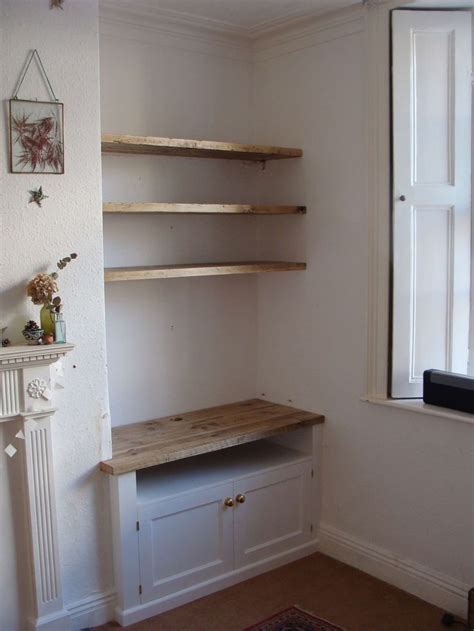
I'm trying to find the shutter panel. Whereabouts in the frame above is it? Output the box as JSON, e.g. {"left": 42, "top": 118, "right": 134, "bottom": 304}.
{"left": 391, "top": 10, "right": 472, "bottom": 398}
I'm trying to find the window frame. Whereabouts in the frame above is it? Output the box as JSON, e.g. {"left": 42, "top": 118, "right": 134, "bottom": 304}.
{"left": 365, "top": 1, "right": 474, "bottom": 415}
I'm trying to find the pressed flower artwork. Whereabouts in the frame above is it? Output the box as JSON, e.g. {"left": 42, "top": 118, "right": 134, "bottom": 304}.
{"left": 9, "top": 99, "right": 64, "bottom": 174}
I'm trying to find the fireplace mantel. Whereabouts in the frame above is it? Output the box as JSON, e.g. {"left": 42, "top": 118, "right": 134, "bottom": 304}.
{"left": 0, "top": 342, "right": 74, "bottom": 367}
{"left": 1, "top": 342, "right": 74, "bottom": 631}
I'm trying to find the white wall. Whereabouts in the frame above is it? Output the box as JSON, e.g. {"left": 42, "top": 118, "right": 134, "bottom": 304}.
{"left": 100, "top": 17, "right": 261, "bottom": 425}
{"left": 0, "top": 1, "right": 112, "bottom": 629}
{"left": 253, "top": 9, "right": 473, "bottom": 615}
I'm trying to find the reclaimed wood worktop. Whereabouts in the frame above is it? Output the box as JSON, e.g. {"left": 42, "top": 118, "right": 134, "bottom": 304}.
{"left": 100, "top": 399, "right": 324, "bottom": 475}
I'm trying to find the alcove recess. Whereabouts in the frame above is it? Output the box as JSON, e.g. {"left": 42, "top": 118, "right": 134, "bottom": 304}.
{"left": 100, "top": 131, "right": 323, "bottom": 624}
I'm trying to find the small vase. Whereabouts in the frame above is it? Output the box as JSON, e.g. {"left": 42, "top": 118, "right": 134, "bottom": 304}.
{"left": 53, "top": 313, "right": 66, "bottom": 343}
{"left": 22, "top": 328, "right": 44, "bottom": 345}
{"left": 40, "top": 304, "right": 55, "bottom": 335}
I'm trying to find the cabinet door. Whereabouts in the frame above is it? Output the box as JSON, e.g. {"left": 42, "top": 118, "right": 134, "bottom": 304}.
{"left": 138, "top": 483, "right": 234, "bottom": 602}
{"left": 234, "top": 462, "right": 312, "bottom": 569}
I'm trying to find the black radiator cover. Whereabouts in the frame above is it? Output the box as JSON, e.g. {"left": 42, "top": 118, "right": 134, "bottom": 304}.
{"left": 423, "top": 369, "right": 474, "bottom": 414}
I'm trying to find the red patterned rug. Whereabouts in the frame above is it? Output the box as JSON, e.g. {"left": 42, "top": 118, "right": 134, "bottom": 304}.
{"left": 243, "top": 606, "right": 346, "bottom": 631}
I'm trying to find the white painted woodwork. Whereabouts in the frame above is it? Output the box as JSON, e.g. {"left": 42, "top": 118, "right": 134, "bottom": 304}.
{"left": 392, "top": 10, "right": 472, "bottom": 398}
{"left": 233, "top": 461, "right": 312, "bottom": 568}
{"left": 109, "top": 435, "right": 319, "bottom": 625}
{"left": 0, "top": 344, "right": 74, "bottom": 631}
{"left": 0, "top": 369, "right": 21, "bottom": 417}
{"left": 109, "top": 473, "right": 141, "bottom": 615}
{"left": 138, "top": 483, "right": 234, "bottom": 601}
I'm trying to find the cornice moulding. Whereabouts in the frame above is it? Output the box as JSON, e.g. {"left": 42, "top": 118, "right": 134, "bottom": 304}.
{"left": 99, "top": 1, "right": 365, "bottom": 46}
{"left": 99, "top": 1, "right": 251, "bottom": 50}
{"left": 251, "top": 2, "right": 363, "bottom": 40}
{"left": 253, "top": 4, "right": 367, "bottom": 59}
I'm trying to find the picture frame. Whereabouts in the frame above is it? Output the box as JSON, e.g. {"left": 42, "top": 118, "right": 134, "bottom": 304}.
{"left": 9, "top": 98, "right": 64, "bottom": 174}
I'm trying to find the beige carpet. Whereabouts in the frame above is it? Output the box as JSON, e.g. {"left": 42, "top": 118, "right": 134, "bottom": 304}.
{"left": 97, "top": 552, "right": 450, "bottom": 630}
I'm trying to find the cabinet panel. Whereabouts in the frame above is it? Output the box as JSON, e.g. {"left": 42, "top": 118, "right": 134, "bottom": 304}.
{"left": 138, "top": 483, "right": 234, "bottom": 601}
{"left": 234, "top": 462, "right": 312, "bottom": 568}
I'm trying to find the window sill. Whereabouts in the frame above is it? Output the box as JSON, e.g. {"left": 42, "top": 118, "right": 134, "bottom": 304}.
{"left": 361, "top": 396, "right": 474, "bottom": 426}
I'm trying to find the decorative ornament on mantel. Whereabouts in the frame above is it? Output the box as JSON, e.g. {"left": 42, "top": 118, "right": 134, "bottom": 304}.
{"left": 22, "top": 320, "right": 44, "bottom": 345}
{"left": 9, "top": 49, "right": 64, "bottom": 174}
{"left": 27, "top": 378, "right": 48, "bottom": 399}
{"left": 1, "top": 326, "right": 10, "bottom": 347}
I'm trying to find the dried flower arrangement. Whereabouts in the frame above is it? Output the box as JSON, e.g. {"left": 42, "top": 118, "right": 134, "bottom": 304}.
{"left": 27, "top": 273, "right": 58, "bottom": 305}
{"left": 27, "top": 253, "right": 77, "bottom": 337}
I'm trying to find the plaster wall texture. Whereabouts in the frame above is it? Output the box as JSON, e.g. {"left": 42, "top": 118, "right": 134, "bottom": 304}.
{"left": 0, "top": 1, "right": 112, "bottom": 629}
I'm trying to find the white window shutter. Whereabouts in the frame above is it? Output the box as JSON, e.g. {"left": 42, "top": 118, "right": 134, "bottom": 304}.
{"left": 391, "top": 10, "right": 472, "bottom": 398}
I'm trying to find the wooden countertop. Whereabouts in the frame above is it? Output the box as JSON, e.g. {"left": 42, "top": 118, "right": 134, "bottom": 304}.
{"left": 100, "top": 399, "right": 324, "bottom": 475}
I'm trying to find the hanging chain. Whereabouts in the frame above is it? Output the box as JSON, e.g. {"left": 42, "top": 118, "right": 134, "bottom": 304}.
{"left": 12, "top": 49, "right": 59, "bottom": 102}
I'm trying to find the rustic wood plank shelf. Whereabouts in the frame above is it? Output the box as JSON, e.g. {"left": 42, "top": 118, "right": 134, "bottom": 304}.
{"left": 104, "top": 261, "right": 306, "bottom": 282}
{"left": 101, "top": 134, "right": 303, "bottom": 161}
{"left": 103, "top": 202, "right": 306, "bottom": 215}
{"left": 100, "top": 399, "right": 324, "bottom": 475}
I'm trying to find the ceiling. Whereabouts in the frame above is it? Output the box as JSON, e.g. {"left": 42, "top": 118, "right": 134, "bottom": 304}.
{"left": 101, "top": 0, "right": 362, "bottom": 38}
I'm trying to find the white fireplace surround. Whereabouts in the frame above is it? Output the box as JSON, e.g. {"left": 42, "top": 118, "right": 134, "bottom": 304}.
{"left": 0, "top": 343, "right": 74, "bottom": 631}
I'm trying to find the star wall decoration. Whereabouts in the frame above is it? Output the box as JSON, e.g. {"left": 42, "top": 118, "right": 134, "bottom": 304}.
{"left": 29, "top": 186, "right": 48, "bottom": 208}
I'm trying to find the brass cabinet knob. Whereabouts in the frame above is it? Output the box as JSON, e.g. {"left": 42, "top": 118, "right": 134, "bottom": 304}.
{"left": 224, "top": 497, "right": 234, "bottom": 507}
{"left": 236, "top": 494, "right": 246, "bottom": 504}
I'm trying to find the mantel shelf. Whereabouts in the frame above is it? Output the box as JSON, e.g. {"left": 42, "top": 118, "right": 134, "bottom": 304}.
{"left": 101, "top": 133, "right": 303, "bottom": 161}
{"left": 100, "top": 399, "right": 325, "bottom": 475}
{"left": 103, "top": 203, "right": 306, "bottom": 215}
{"left": 104, "top": 261, "right": 306, "bottom": 282}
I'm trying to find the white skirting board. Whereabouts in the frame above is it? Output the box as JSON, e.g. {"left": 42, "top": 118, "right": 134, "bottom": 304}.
{"left": 318, "top": 523, "right": 470, "bottom": 618}
{"left": 67, "top": 590, "right": 116, "bottom": 631}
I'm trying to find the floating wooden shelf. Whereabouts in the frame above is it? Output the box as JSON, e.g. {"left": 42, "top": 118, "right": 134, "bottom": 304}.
{"left": 101, "top": 133, "right": 303, "bottom": 161}
{"left": 100, "top": 399, "right": 324, "bottom": 475}
{"left": 104, "top": 261, "right": 306, "bottom": 282}
{"left": 103, "top": 202, "right": 306, "bottom": 215}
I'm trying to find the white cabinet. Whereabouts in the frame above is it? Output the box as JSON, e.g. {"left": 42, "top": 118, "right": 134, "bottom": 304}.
{"left": 138, "top": 482, "right": 234, "bottom": 602}
{"left": 109, "top": 431, "right": 322, "bottom": 627}
{"left": 138, "top": 458, "right": 312, "bottom": 603}
{"left": 234, "top": 462, "right": 312, "bottom": 569}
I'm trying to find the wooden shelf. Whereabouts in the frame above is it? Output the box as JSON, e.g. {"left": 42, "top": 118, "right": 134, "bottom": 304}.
{"left": 104, "top": 261, "right": 306, "bottom": 282}
{"left": 100, "top": 399, "right": 324, "bottom": 475}
{"left": 101, "top": 133, "right": 303, "bottom": 161}
{"left": 103, "top": 202, "right": 306, "bottom": 215}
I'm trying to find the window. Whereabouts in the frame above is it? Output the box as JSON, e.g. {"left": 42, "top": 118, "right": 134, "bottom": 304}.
{"left": 391, "top": 9, "right": 472, "bottom": 398}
